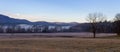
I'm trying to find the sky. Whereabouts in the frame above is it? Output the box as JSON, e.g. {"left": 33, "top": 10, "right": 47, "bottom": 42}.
{"left": 0, "top": 0, "right": 120, "bottom": 23}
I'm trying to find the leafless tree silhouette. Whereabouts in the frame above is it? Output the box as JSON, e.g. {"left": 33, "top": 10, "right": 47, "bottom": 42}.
{"left": 86, "top": 13, "right": 106, "bottom": 38}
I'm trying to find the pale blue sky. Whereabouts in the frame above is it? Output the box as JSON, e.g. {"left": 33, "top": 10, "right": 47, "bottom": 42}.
{"left": 0, "top": 0, "right": 120, "bottom": 22}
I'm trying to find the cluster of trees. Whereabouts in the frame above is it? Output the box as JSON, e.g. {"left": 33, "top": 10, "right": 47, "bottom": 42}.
{"left": 0, "top": 25, "right": 45, "bottom": 33}
{"left": 0, "top": 25, "right": 71, "bottom": 33}
{"left": 87, "top": 13, "right": 120, "bottom": 38}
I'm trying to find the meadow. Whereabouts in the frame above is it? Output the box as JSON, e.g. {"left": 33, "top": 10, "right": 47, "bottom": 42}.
{"left": 0, "top": 33, "right": 119, "bottom": 52}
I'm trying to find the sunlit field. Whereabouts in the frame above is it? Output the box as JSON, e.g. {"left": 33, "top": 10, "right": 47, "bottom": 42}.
{"left": 0, "top": 33, "right": 119, "bottom": 52}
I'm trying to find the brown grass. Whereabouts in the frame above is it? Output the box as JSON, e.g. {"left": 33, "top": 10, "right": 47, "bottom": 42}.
{"left": 0, "top": 37, "right": 120, "bottom": 52}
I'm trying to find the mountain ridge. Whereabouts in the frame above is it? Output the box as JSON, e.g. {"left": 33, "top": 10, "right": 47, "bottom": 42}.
{"left": 0, "top": 14, "right": 79, "bottom": 26}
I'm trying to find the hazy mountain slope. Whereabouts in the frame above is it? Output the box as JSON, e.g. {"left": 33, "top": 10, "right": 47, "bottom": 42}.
{"left": 0, "top": 14, "right": 79, "bottom": 26}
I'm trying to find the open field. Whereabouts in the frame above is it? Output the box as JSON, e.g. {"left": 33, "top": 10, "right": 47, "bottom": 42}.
{"left": 0, "top": 38, "right": 120, "bottom": 52}
{"left": 0, "top": 33, "right": 116, "bottom": 38}
{"left": 0, "top": 33, "right": 119, "bottom": 52}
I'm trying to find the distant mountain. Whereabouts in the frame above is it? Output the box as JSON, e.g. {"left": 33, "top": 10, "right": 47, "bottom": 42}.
{"left": 52, "top": 22, "right": 79, "bottom": 26}
{"left": 32, "top": 21, "right": 79, "bottom": 26}
{"left": 33, "top": 21, "right": 56, "bottom": 26}
{"left": 0, "top": 14, "right": 79, "bottom": 26}
{"left": 0, "top": 14, "right": 31, "bottom": 24}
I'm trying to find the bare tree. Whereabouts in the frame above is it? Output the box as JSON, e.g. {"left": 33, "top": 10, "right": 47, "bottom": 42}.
{"left": 114, "top": 13, "right": 120, "bottom": 36}
{"left": 86, "top": 13, "right": 106, "bottom": 38}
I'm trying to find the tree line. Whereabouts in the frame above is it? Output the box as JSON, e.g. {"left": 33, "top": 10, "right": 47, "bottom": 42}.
{"left": 0, "top": 25, "right": 71, "bottom": 33}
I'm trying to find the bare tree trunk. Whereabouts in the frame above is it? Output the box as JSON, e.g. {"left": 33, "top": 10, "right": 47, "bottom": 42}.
{"left": 92, "top": 23, "right": 96, "bottom": 38}
{"left": 93, "top": 31, "right": 96, "bottom": 38}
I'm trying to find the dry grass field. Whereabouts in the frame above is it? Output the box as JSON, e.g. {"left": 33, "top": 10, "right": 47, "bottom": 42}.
{"left": 0, "top": 33, "right": 119, "bottom": 52}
